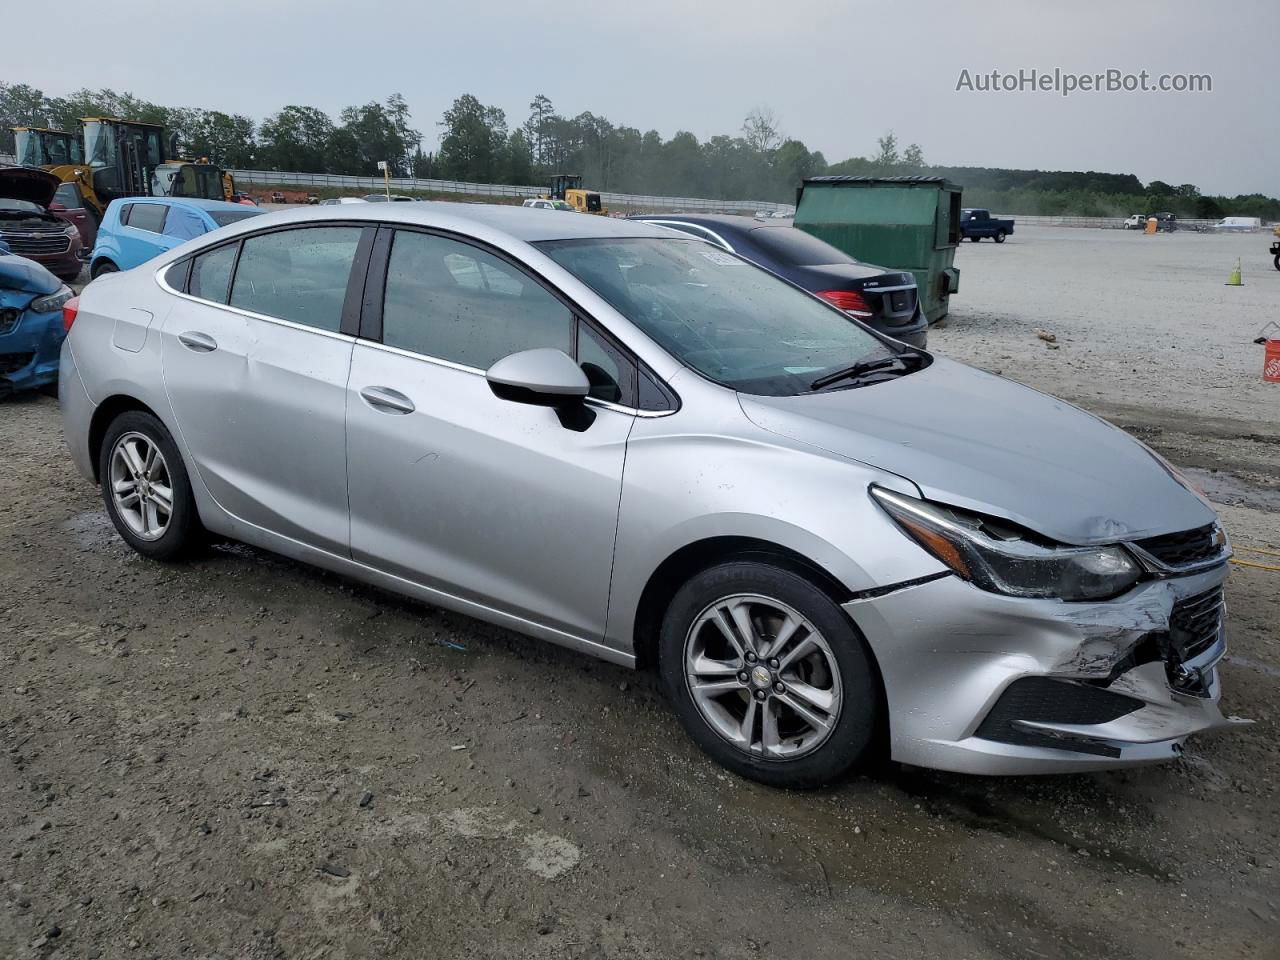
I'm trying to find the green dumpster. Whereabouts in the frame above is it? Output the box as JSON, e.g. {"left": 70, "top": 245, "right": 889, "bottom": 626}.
{"left": 794, "top": 176, "right": 962, "bottom": 325}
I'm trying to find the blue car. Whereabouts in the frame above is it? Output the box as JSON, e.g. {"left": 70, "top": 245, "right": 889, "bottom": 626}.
{"left": 89, "top": 197, "right": 265, "bottom": 278}
{"left": 0, "top": 242, "right": 75, "bottom": 398}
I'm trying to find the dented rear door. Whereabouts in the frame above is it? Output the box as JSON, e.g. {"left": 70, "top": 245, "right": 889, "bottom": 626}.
{"left": 160, "top": 225, "right": 366, "bottom": 554}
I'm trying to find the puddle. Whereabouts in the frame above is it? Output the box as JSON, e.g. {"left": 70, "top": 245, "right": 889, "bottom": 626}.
{"left": 892, "top": 772, "right": 1172, "bottom": 881}
{"left": 1224, "top": 654, "right": 1280, "bottom": 679}
{"left": 60, "top": 509, "right": 122, "bottom": 550}
{"left": 1182, "top": 467, "right": 1280, "bottom": 512}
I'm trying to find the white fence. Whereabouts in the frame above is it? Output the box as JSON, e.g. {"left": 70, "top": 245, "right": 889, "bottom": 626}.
{"left": 230, "top": 168, "right": 796, "bottom": 215}
{"left": 995, "top": 214, "right": 1244, "bottom": 231}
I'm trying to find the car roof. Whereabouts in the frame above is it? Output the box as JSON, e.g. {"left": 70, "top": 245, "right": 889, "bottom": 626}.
{"left": 205, "top": 201, "right": 675, "bottom": 243}
{"left": 629, "top": 213, "right": 795, "bottom": 233}
{"left": 125, "top": 197, "right": 255, "bottom": 213}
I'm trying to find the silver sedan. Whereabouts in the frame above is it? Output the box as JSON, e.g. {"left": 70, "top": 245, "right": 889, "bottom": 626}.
{"left": 58, "top": 203, "right": 1243, "bottom": 786}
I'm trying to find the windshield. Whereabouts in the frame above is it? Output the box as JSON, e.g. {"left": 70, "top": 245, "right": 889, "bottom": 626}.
{"left": 539, "top": 237, "right": 893, "bottom": 396}
{"left": 83, "top": 122, "right": 117, "bottom": 168}
{"left": 209, "top": 209, "right": 265, "bottom": 227}
{"left": 748, "top": 225, "right": 853, "bottom": 266}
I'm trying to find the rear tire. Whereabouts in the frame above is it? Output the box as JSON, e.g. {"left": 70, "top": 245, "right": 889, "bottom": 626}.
{"left": 98, "top": 411, "right": 204, "bottom": 561}
{"left": 90, "top": 260, "right": 118, "bottom": 280}
{"left": 994, "top": 230, "right": 1006, "bottom": 243}
{"left": 1273, "top": 254, "right": 1279, "bottom": 272}
{"left": 658, "top": 560, "right": 881, "bottom": 789}
{"left": 968, "top": 235, "right": 980, "bottom": 242}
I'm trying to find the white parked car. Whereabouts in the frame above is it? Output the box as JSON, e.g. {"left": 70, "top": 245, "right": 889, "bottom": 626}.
{"left": 523, "top": 198, "right": 574, "bottom": 212}
{"left": 1123, "top": 214, "right": 1148, "bottom": 230}
{"left": 320, "top": 197, "right": 369, "bottom": 206}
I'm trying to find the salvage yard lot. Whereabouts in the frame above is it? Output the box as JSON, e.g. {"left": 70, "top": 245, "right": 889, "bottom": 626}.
{"left": 2, "top": 224, "right": 1278, "bottom": 960}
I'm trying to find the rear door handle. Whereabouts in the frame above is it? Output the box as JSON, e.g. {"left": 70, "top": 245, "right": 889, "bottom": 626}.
{"left": 360, "top": 386, "right": 415, "bottom": 415}
{"left": 177, "top": 331, "right": 217, "bottom": 352}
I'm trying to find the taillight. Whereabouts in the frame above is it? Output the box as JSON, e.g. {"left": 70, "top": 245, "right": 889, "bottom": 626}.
{"left": 817, "top": 289, "right": 875, "bottom": 318}
{"left": 63, "top": 295, "right": 80, "bottom": 332}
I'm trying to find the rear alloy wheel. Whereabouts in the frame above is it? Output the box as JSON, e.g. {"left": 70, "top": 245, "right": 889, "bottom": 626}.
{"left": 994, "top": 230, "right": 1006, "bottom": 243}
{"left": 660, "top": 561, "right": 880, "bottom": 788}
{"left": 99, "top": 411, "right": 203, "bottom": 561}
{"left": 90, "top": 260, "right": 118, "bottom": 280}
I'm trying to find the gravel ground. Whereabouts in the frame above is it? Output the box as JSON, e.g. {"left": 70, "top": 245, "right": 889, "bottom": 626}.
{"left": 2, "top": 225, "right": 1279, "bottom": 960}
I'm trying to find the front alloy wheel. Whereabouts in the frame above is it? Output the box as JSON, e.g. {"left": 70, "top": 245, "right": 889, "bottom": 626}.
{"left": 685, "top": 594, "right": 841, "bottom": 760}
{"left": 660, "top": 561, "right": 881, "bottom": 788}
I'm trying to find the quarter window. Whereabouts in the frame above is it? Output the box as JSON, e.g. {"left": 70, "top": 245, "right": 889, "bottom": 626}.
{"left": 229, "top": 226, "right": 363, "bottom": 332}
{"left": 189, "top": 244, "right": 237, "bottom": 304}
{"left": 381, "top": 231, "right": 573, "bottom": 369}
{"left": 126, "top": 203, "right": 168, "bottom": 234}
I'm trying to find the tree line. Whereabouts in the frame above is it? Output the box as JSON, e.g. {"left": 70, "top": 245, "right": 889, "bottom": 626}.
{"left": 2, "top": 81, "right": 1276, "bottom": 218}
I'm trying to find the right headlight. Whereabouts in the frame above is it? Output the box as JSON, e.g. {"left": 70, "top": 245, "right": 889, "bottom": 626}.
{"left": 29, "top": 284, "right": 73, "bottom": 314}
{"left": 870, "top": 486, "right": 1142, "bottom": 601}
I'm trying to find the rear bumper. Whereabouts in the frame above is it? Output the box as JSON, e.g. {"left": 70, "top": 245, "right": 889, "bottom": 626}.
{"left": 59, "top": 337, "right": 98, "bottom": 481}
{"left": 845, "top": 565, "right": 1246, "bottom": 775}
{"left": 873, "top": 306, "right": 929, "bottom": 348}
{"left": 0, "top": 307, "right": 66, "bottom": 396}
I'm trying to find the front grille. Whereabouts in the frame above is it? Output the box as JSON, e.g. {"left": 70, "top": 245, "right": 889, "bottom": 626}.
{"left": 975, "top": 677, "right": 1143, "bottom": 758}
{"left": 1134, "top": 524, "right": 1222, "bottom": 568}
{"left": 0, "top": 230, "right": 71, "bottom": 255}
{"left": 0, "top": 352, "right": 35, "bottom": 375}
{"left": 0, "top": 307, "right": 19, "bottom": 335}
{"left": 1170, "top": 586, "right": 1224, "bottom": 662}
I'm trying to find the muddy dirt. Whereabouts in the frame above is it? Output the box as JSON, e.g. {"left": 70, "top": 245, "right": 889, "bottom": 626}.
{"left": 3, "top": 225, "right": 1280, "bottom": 959}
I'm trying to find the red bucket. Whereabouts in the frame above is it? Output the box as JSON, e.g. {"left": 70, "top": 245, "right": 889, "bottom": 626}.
{"left": 1266, "top": 340, "right": 1280, "bottom": 383}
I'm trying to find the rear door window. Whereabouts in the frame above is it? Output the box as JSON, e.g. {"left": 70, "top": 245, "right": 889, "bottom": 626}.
{"left": 126, "top": 203, "right": 169, "bottom": 233}
{"left": 229, "top": 226, "right": 363, "bottom": 332}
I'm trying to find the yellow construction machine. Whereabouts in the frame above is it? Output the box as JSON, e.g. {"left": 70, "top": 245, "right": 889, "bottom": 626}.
{"left": 545, "top": 173, "right": 607, "bottom": 215}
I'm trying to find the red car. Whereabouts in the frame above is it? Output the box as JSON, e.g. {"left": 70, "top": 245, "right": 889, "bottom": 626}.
{"left": 0, "top": 167, "right": 84, "bottom": 282}
{"left": 51, "top": 180, "right": 98, "bottom": 250}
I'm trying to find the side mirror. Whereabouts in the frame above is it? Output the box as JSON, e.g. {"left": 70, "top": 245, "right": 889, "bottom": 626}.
{"left": 486, "top": 348, "right": 589, "bottom": 407}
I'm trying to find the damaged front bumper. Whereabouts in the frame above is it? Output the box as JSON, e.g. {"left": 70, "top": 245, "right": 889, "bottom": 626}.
{"left": 846, "top": 564, "right": 1248, "bottom": 774}
{"left": 0, "top": 302, "right": 65, "bottom": 397}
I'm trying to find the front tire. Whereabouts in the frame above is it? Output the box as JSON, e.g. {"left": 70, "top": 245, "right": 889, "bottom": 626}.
{"left": 90, "top": 259, "right": 118, "bottom": 280}
{"left": 98, "top": 411, "right": 203, "bottom": 561}
{"left": 659, "top": 561, "right": 881, "bottom": 788}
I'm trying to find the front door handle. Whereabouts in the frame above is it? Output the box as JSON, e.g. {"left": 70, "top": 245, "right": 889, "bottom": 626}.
{"left": 177, "top": 331, "right": 217, "bottom": 352}
{"left": 360, "top": 386, "right": 415, "bottom": 415}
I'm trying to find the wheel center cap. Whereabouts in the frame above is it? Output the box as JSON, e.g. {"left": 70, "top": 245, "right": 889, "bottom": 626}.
{"left": 750, "top": 665, "right": 772, "bottom": 688}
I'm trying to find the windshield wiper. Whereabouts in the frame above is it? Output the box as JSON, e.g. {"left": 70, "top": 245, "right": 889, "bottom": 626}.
{"left": 810, "top": 351, "right": 925, "bottom": 391}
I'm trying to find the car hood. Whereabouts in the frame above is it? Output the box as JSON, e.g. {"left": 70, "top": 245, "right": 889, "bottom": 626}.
{"left": 738, "top": 357, "right": 1215, "bottom": 545}
{"left": 0, "top": 166, "right": 61, "bottom": 209}
{"left": 0, "top": 251, "right": 62, "bottom": 296}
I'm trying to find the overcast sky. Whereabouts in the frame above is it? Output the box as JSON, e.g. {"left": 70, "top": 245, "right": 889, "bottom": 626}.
{"left": 6, "top": 0, "right": 1276, "bottom": 197}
